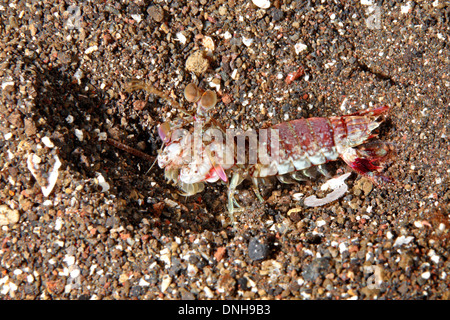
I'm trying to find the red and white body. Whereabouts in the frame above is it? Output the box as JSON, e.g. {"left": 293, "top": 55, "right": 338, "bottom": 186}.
{"left": 157, "top": 105, "right": 390, "bottom": 199}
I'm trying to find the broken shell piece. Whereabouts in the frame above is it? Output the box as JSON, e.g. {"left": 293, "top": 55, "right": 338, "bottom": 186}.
{"left": 242, "top": 36, "right": 254, "bottom": 47}
{"left": 97, "top": 132, "right": 107, "bottom": 141}
{"left": 209, "top": 78, "right": 221, "bottom": 90}
{"left": 95, "top": 172, "right": 110, "bottom": 192}
{"left": 202, "top": 36, "right": 215, "bottom": 52}
{"left": 74, "top": 128, "right": 84, "bottom": 141}
{"left": 393, "top": 235, "right": 414, "bottom": 247}
{"left": 0, "top": 205, "right": 20, "bottom": 226}
{"left": 160, "top": 275, "right": 172, "bottom": 292}
{"left": 66, "top": 115, "right": 74, "bottom": 124}
{"left": 304, "top": 172, "right": 351, "bottom": 207}
{"left": 185, "top": 50, "right": 209, "bottom": 75}
{"left": 304, "top": 184, "right": 348, "bottom": 207}
{"left": 41, "top": 137, "right": 55, "bottom": 148}
{"left": 294, "top": 42, "right": 308, "bottom": 54}
{"left": 2, "top": 81, "right": 15, "bottom": 91}
{"left": 175, "top": 32, "right": 187, "bottom": 45}
{"left": 27, "top": 154, "right": 62, "bottom": 197}
{"left": 252, "top": 0, "right": 271, "bottom": 9}
{"left": 320, "top": 172, "right": 351, "bottom": 191}
{"left": 292, "top": 193, "right": 304, "bottom": 201}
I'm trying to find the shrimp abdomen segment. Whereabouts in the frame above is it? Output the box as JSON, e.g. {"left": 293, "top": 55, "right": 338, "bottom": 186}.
{"left": 257, "top": 117, "right": 339, "bottom": 177}
{"left": 254, "top": 106, "right": 389, "bottom": 179}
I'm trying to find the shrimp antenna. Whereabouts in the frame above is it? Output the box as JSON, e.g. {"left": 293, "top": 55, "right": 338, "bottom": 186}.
{"left": 125, "top": 79, "right": 194, "bottom": 118}
{"left": 145, "top": 142, "right": 164, "bottom": 175}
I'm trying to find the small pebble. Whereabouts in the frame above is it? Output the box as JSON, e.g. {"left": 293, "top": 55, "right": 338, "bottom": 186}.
{"left": 41, "top": 137, "right": 54, "bottom": 148}
{"left": 147, "top": 5, "right": 164, "bottom": 22}
{"left": 160, "top": 275, "right": 172, "bottom": 292}
{"left": 74, "top": 128, "right": 84, "bottom": 141}
{"left": 84, "top": 45, "right": 98, "bottom": 55}
{"left": 242, "top": 37, "right": 254, "bottom": 47}
{"left": 248, "top": 237, "right": 269, "bottom": 261}
{"left": 185, "top": 51, "right": 209, "bottom": 74}
{"left": 202, "top": 36, "right": 215, "bottom": 51}
{"left": 175, "top": 32, "right": 187, "bottom": 45}
{"left": 294, "top": 42, "right": 308, "bottom": 54}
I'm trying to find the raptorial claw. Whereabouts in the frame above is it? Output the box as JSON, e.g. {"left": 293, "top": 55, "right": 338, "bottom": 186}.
{"left": 340, "top": 141, "right": 392, "bottom": 185}
{"left": 206, "top": 148, "right": 228, "bottom": 183}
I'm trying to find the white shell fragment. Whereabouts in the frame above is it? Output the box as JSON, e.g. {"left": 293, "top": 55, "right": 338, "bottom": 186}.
{"left": 73, "top": 69, "right": 84, "bottom": 84}
{"left": 131, "top": 14, "right": 142, "bottom": 23}
{"left": 304, "top": 172, "right": 351, "bottom": 207}
{"left": 175, "top": 32, "right": 187, "bottom": 45}
{"left": 401, "top": 2, "right": 412, "bottom": 14}
{"left": 242, "top": 36, "right": 254, "bottom": 47}
{"left": 41, "top": 137, "right": 55, "bottom": 148}
{"left": 222, "top": 31, "right": 232, "bottom": 40}
{"left": 304, "top": 184, "right": 348, "bottom": 207}
{"left": 66, "top": 115, "right": 74, "bottom": 124}
{"left": 320, "top": 172, "right": 352, "bottom": 191}
{"left": 95, "top": 172, "right": 110, "bottom": 192}
{"left": 292, "top": 193, "right": 304, "bottom": 201}
{"left": 74, "top": 128, "right": 84, "bottom": 141}
{"left": 84, "top": 45, "right": 98, "bottom": 55}
{"left": 160, "top": 275, "right": 172, "bottom": 293}
{"left": 209, "top": 78, "right": 221, "bottom": 90}
{"left": 97, "top": 132, "right": 107, "bottom": 141}
{"left": 2, "top": 81, "right": 15, "bottom": 90}
{"left": 393, "top": 235, "right": 414, "bottom": 247}
{"left": 294, "top": 42, "right": 308, "bottom": 54}
{"left": 27, "top": 154, "right": 62, "bottom": 197}
{"left": 252, "top": 0, "right": 271, "bottom": 9}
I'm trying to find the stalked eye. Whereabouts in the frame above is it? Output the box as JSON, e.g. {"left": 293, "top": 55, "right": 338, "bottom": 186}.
{"left": 200, "top": 90, "right": 217, "bottom": 110}
{"left": 184, "top": 83, "right": 201, "bottom": 103}
{"left": 158, "top": 122, "right": 171, "bottom": 143}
